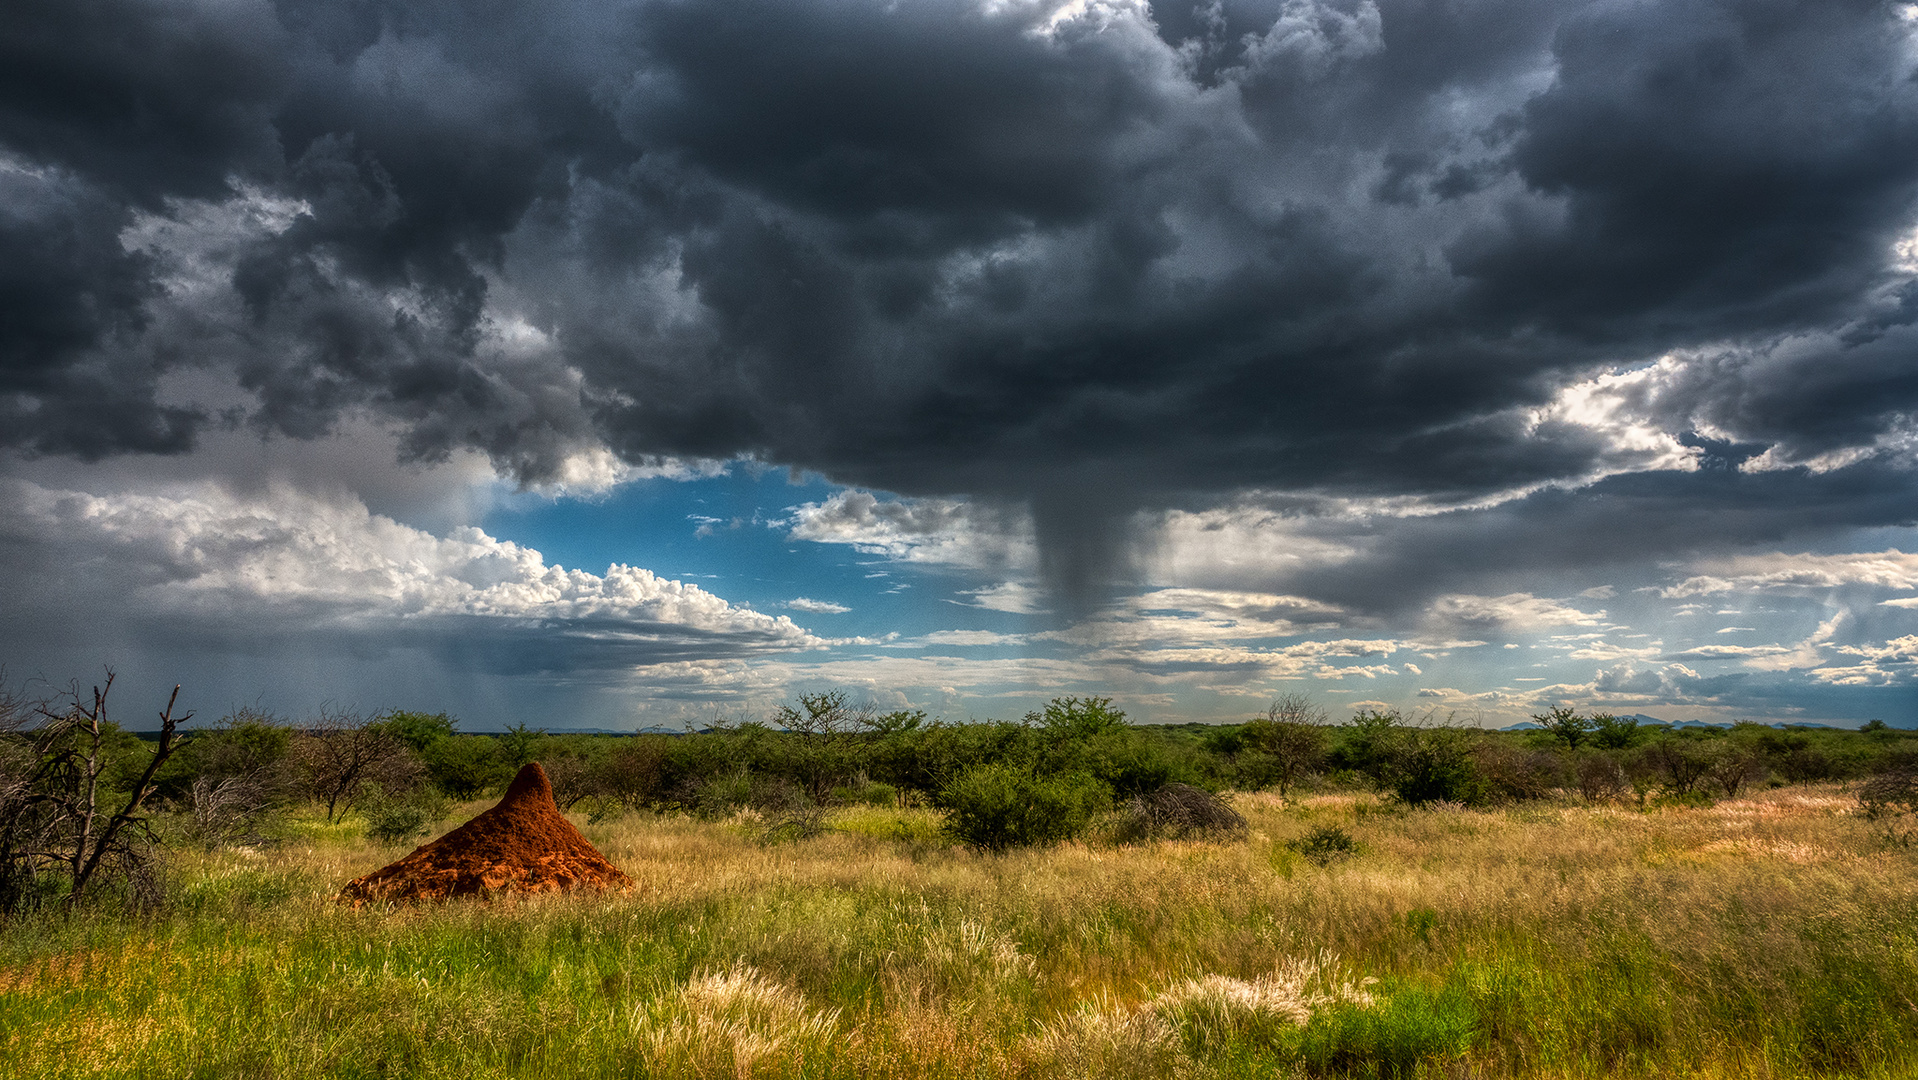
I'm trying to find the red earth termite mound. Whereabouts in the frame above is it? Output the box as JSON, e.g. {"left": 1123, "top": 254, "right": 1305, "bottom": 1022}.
{"left": 339, "top": 762, "right": 632, "bottom": 905}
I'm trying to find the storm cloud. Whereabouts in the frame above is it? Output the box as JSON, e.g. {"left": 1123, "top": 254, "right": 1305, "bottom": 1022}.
{"left": 4, "top": 0, "right": 1918, "bottom": 604}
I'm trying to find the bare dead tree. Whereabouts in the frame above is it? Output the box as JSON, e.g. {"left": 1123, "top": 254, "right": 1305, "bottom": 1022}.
{"left": 52, "top": 676, "right": 188, "bottom": 907}
{"left": 0, "top": 676, "right": 55, "bottom": 912}
{"left": 0, "top": 672, "right": 188, "bottom": 912}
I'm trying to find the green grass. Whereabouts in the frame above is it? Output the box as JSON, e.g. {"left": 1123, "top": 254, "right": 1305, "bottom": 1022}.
{"left": 2, "top": 789, "right": 1916, "bottom": 1078}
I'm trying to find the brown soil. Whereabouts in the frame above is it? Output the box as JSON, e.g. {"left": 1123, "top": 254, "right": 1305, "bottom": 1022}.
{"left": 338, "top": 762, "right": 632, "bottom": 905}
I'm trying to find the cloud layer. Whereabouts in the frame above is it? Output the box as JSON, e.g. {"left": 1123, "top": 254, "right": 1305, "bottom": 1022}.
{"left": 5, "top": 0, "right": 1917, "bottom": 605}
{"left": 0, "top": 478, "right": 816, "bottom": 673}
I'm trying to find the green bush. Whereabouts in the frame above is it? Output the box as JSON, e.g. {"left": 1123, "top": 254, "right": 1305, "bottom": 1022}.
{"left": 418, "top": 734, "right": 508, "bottom": 799}
{"left": 372, "top": 710, "right": 457, "bottom": 752}
{"left": 1589, "top": 712, "right": 1645, "bottom": 750}
{"left": 363, "top": 790, "right": 449, "bottom": 843}
{"left": 1388, "top": 726, "right": 1490, "bottom": 807}
{"left": 1290, "top": 825, "right": 1359, "bottom": 866}
{"left": 1292, "top": 987, "right": 1476, "bottom": 1078}
{"left": 936, "top": 762, "right": 1109, "bottom": 850}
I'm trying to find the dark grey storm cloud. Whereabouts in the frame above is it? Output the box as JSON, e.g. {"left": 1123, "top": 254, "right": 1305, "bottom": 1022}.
{"left": 4, "top": 0, "right": 1918, "bottom": 598}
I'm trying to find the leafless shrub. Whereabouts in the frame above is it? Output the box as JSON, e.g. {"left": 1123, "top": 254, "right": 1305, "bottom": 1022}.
{"left": 1859, "top": 754, "right": 1918, "bottom": 819}
{"left": 1575, "top": 752, "right": 1631, "bottom": 803}
{"left": 185, "top": 773, "right": 279, "bottom": 851}
{"left": 1706, "top": 745, "right": 1768, "bottom": 798}
{"left": 1471, "top": 742, "right": 1564, "bottom": 802}
{"left": 1114, "top": 783, "right": 1247, "bottom": 842}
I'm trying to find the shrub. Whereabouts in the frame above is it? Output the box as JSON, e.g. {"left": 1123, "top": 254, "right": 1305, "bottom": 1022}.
{"left": 363, "top": 790, "right": 449, "bottom": 843}
{"left": 1589, "top": 712, "right": 1646, "bottom": 750}
{"left": 688, "top": 766, "right": 800, "bottom": 819}
{"left": 936, "top": 762, "right": 1109, "bottom": 850}
{"left": 1239, "top": 693, "right": 1329, "bottom": 797}
{"left": 1389, "top": 725, "right": 1490, "bottom": 807}
{"left": 1472, "top": 741, "right": 1563, "bottom": 802}
{"left": 589, "top": 738, "right": 670, "bottom": 814}
{"left": 1333, "top": 710, "right": 1405, "bottom": 782}
{"left": 1574, "top": 750, "right": 1631, "bottom": 802}
{"left": 1290, "top": 825, "right": 1359, "bottom": 866}
{"left": 418, "top": 734, "right": 508, "bottom": 799}
{"left": 1705, "top": 742, "right": 1767, "bottom": 797}
{"left": 1645, "top": 734, "right": 1714, "bottom": 796}
{"left": 497, "top": 721, "right": 545, "bottom": 769}
{"left": 1859, "top": 753, "right": 1918, "bottom": 818}
{"left": 294, "top": 714, "right": 423, "bottom": 823}
{"left": 371, "top": 710, "right": 457, "bottom": 752}
{"left": 1770, "top": 736, "right": 1838, "bottom": 783}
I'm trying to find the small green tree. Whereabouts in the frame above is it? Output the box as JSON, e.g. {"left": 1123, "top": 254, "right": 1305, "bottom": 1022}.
{"left": 1589, "top": 713, "right": 1644, "bottom": 750}
{"left": 1032, "top": 696, "right": 1129, "bottom": 740}
{"left": 1533, "top": 707, "right": 1595, "bottom": 751}
{"left": 497, "top": 721, "right": 545, "bottom": 769}
{"left": 1241, "top": 693, "right": 1328, "bottom": 798}
{"left": 373, "top": 710, "right": 458, "bottom": 752}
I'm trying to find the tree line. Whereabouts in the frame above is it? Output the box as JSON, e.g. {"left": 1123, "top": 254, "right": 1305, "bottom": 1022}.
{"left": 3, "top": 676, "right": 1914, "bottom": 914}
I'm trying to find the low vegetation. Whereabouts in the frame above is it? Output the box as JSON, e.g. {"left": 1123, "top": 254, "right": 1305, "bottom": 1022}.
{"left": 2, "top": 674, "right": 1916, "bottom": 1077}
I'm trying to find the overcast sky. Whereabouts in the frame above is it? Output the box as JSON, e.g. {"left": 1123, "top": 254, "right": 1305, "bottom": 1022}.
{"left": 3, "top": 0, "right": 1916, "bottom": 729}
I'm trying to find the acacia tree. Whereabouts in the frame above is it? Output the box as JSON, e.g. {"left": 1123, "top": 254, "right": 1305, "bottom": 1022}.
{"left": 1533, "top": 707, "right": 1595, "bottom": 751}
{"left": 1645, "top": 735, "right": 1714, "bottom": 796}
{"left": 773, "top": 690, "right": 876, "bottom": 801}
{"left": 1242, "top": 693, "right": 1328, "bottom": 799}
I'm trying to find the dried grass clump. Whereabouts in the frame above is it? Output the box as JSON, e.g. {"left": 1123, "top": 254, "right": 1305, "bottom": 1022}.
{"left": 1149, "top": 952, "right": 1376, "bottom": 1051}
{"left": 634, "top": 964, "right": 840, "bottom": 1080}
{"left": 1021, "top": 954, "right": 1378, "bottom": 1078}
{"left": 1115, "top": 783, "right": 1247, "bottom": 842}
{"left": 1021, "top": 998, "right": 1184, "bottom": 1080}
{"left": 924, "top": 919, "right": 1038, "bottom": 986}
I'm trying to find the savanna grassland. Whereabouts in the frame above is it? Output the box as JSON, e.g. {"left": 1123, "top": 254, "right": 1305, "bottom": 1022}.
{"left": 3, "top": 784, "right": 1916, "bottom": 1080}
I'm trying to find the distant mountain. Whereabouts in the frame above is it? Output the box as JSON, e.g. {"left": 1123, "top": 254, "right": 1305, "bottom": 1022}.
{"left": 533, "top": 725, "right": 686, "bottom": 736}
